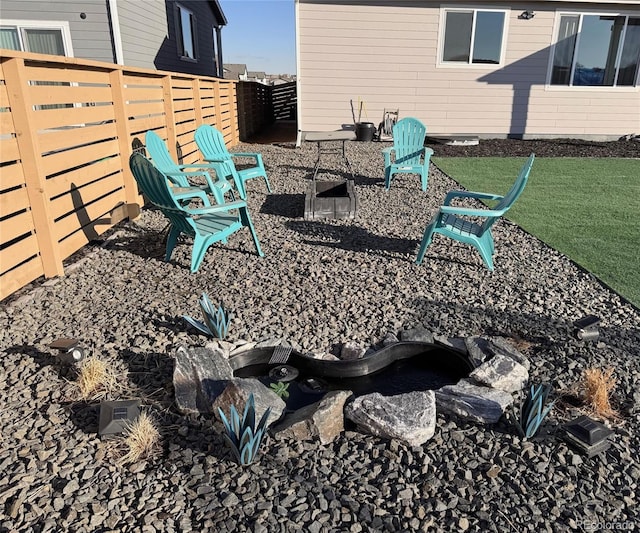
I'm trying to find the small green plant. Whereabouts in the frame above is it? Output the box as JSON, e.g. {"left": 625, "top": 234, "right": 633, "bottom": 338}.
{"left": 218, "top": 394, "right": 271, "bottom": 465}
{"left": 269, "top": 381, "right": 290, "bottom": 399}
{"left": 182, "top": 293, "right": 232, "bottom": 339}
{"left": 514, "top": 383, "right": 555, "bottom": 439}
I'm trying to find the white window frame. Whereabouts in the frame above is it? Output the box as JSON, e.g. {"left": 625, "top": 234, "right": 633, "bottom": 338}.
{"left": 546, "top": 9, "right": 640, "bottom": 91}
{"left": 176, "top": 3, "right": 197, "bottom": 62}
{"left": 0, "top": 19, "right": 74, "bottom": 56}
{"left": 437, "top": 6, "right": 509, "bottom": 69}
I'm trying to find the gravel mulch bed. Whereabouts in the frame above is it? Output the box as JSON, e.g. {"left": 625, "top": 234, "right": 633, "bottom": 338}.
{"left": 1, "top": 138, "right": 639, "bottom": 532}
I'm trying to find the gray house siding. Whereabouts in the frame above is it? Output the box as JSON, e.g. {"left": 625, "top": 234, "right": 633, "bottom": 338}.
{"left": 119, "top": 0, "right": 220, "bottom": 77}
{"left": 2, "top": 0, "right": 223, "bottom": 77}
{"left": 0, "top": 0, "right": 114, "bottom": 63}
{"left": 118, "top": 0, "right": 169, "bottom": 69}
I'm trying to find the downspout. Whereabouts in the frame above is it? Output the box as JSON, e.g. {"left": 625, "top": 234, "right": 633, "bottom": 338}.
{"left": 107, "top": 0, "right": 125, "bottom": 65}
{"left": 216, "top": 25, "right": 224, "bottom": 78}
{"left": 295, "top": 0, "right": 302, "bottom": 147}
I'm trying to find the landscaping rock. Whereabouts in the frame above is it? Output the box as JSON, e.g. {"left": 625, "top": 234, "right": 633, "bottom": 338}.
{"left": 272, "top": 390, "right": 353, "bottom": 444}
{"left": 212, "top": 378, "right": 286, "bottom": 428}
{"left": 435, "top": 379, "right": 513, "bottom": 424}
{"left": 469, "top": 353, "right": 528, "bottom": 393}
{"left": 345, "top": 391, "right": 437, "bottom": 447}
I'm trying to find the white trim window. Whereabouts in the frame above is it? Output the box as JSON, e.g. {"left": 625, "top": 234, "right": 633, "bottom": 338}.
{"left": 550, "top": 12, "right": 640, "bottom": 87}
{"left": 439, "top": 7, "right": 508, "bottom": 66}
{"left": 0, "top": 20, "right": 73, "bottom": 56}
{"left": 176, "top": 3, "right": 198, "bottom": 61}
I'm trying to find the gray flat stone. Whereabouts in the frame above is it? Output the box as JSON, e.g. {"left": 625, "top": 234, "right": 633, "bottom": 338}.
{"left": 470, "top": 353, "right": 528, "bottom": 393}
{"left": 272, "top": 390, "right": 353, "bottom": 444}
{"left": 399, "top": 328, "right": 434, "bottom": 344}
{"left": 345, "top": 391, "right": 436, "bottom": 447}
{"left": 435, "top": 379, "right": 513, "bottom": 424}
{"left": 212, "top": 378, "right": 286, "bottom": 429}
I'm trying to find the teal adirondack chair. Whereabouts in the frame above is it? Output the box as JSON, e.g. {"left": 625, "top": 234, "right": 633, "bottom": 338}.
{"left": 145, "top": 130, "right": 236, "bottom": 205}
{"left": 416, "top": 153, "right": 535, "bottom": 271}
{"left": 194, "top": 124, "right": 272, "bottom": 199}
{"left": 382, "top": 117, "right": 434, "bottom": 192}
{"left": 129, "top": 153, "right": 264, "bottom": 273}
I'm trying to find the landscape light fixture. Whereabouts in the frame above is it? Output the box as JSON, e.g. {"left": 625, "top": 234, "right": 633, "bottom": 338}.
{"left": 50, "top": 338, "right": 85, "bottom": 364}
{"left": 573, "top": 315, "right": 600, "bottom": 342}
{"left": 519, "top": 11, "right": 535, "bottom": 20}
{"left": 98, "top": 399, "right": 141, "bottom": 437}
{"left": 563, "top": 415, "right": 613, "bottom": 457}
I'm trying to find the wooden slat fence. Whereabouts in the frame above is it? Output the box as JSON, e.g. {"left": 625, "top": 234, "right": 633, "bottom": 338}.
{"left": 271, "top": 82, "right": 297, "bottom": 121}
{"left": 0, "top": 50, "right": 240, "bottom": 301}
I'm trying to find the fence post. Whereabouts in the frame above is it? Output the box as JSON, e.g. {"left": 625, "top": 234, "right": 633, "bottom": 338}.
{"left": 193, "top": 78, "right": 203, "bottom": 127}
{"left": 109, "top": 68, "right": 141, "bottom": 219}
{"left": 162, "top": 74, "right": 178, "bottom": 160}
{"left": 212, "top": 79, "right": 222, "bottom": 132}
{"left": 3, "top": 56, "right": 64, "bottom": 277}
{"left": 229, "top": 81, "right": 240, "bottom": 146}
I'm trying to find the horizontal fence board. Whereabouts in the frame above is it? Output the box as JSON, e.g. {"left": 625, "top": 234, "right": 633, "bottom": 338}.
{"left": 42, "top": 139, "right": 120, "bottom": 178}
{"left": 46, "top": 156, "right": 122, "bottom": 199}
{"left": 39, "top": 122, "right": 119, "bottom": 154}
{"left": 1, "top": 233, "right": 40, "bottom": 273}
{"left": 0, "top": 256, "right": 43, "bottom": 301}
{"left": 0, "top": 210, "right": 35, "bottom": 244}
{"left": 0, "top": 185, "right": 30, "bottom": 217}
{"left": 29, "top": 85, "right": 114, "bottom": 106}
{"left": 56, "top": 191, "right": 126, "bottom": 245}
{"left": 24, "top": 65, "right": 111, "bottom": 85}
{"left": 126, "top": 101, "right": 166, "bottom": 117}
{"left": 33, "top": 104, "right": 115, "bottom": 131}
{"left": 0, "top": 136, "right": 21, "bottom": 163}
{"left": 50, "top": 176, "right": 124, "bottom": 220}
{"left": 0, "top": 162, "right": 26, "bottom": 191}
{"left": 173, "top": 99, "right": 196, "bottom": 112}
{"left": 0, "top": 83, "right": 10, "bottom": 108}
{"left": 0, "top": 111, "right": 16, "bottom": 134}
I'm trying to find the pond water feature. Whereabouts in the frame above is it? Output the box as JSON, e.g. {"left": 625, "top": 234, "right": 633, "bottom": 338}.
{"left": 231, "top": 342, "right": 473, "bottom": 411}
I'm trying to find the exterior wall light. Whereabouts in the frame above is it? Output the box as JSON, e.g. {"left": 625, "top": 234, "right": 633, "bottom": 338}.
{"left": 519, "top": 11, "right": 535, "bottom": 20}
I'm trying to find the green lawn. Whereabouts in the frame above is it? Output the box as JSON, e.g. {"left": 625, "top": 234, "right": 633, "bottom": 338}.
{"left": 432, "top": 157, "right": 640, "bottom": 308}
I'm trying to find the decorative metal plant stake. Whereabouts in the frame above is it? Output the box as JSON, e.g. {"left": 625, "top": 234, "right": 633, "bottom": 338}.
{"left": 514, "top": 383, "right": 555, "bottom": 439}
{"left": 218, "top": 394, "right": 271, "bottom": 465}
{"left": 182, "top": 292, "right": 232, "bottom": 339}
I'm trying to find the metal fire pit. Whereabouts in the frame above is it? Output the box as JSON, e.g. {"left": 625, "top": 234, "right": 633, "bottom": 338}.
{"left": 304, "top": 180, "right": 358, "bottom": 220}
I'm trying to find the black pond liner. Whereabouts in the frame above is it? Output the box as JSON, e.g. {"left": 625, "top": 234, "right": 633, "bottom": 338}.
{"left": 230, "top": 342, "right": 473, "bottom": 412}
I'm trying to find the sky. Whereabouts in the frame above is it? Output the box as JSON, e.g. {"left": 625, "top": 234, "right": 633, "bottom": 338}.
{"left": 219, "top": 0, "right": 296, "bottom": 75}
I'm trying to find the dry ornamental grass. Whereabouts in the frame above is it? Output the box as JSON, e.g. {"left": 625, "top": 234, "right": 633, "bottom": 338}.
{"left": 75, "top": 357, "right": 117, "bottom": 401}
{"left": 582, "top": 367, "right": 618, "bottom": 420}
{"left": 118, "top": 412, "right": 161, "bottom": 464}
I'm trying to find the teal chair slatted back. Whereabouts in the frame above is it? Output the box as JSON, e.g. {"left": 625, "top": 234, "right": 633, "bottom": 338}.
{"left": 195, "top": 124, "right": 272, "bottom": 198}
{"left": 145, "top": 130, "right": 182, "bottom": 175}
{"left": 194, "top": 124, "right": 229, "bottom": 160}
{"left": 393, "top": 117, "right": 427, "bottom": 166}
{"left": 382, "top": 117, "right": 433, "bottom": 191}
{"left": 479, "top": 153, "right": 535, "bottom": 235}
{"left": 416, "top": 153, "right": 534, "bottom": 271}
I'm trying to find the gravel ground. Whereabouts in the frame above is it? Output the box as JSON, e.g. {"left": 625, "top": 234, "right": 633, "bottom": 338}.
{"left": 1, "top": 138, "right": 639, "bottom": 532}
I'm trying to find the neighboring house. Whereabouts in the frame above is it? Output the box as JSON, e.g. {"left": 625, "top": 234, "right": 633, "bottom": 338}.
{"left": 248, "top": 70, "right": 268, "bottom": 84}
{"left": 295, "top": 0, "right": 640, "bottom": 140}
{"left": 0, "top": 0, "right": 227, "bottom": 77}
{"left": 223, "top": 63, "right": 249, "bottom": 81}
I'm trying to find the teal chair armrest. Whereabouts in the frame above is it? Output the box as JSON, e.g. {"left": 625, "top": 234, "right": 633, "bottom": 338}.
{"left": 382, "top": 146, "right": 395, "bottom": 166}
{"left": 203, "top": 156, "right": 229, "bottom": 163}
{"left": 444, "top": 190, "right": 503, "bottom": 205}
{"left": 439, "top": 205, "right": 504, "bottom": 218}
{"left": 177, "top": 163, "right": 215, "bottom": 170}
{"left": 172, "top": 187, "right": 212, "bottom": 206}
{"left": 187, "top": 200, "right": 248, "bottom": 215}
